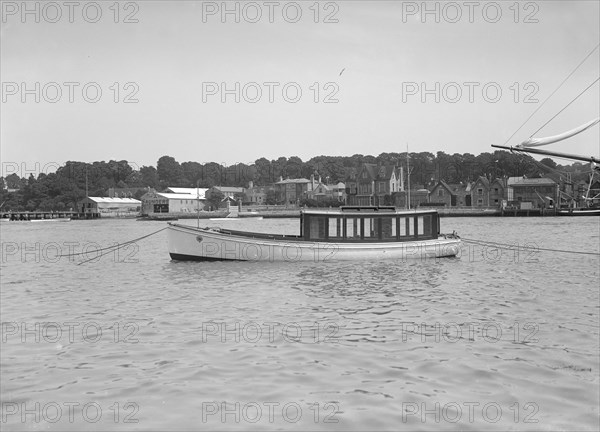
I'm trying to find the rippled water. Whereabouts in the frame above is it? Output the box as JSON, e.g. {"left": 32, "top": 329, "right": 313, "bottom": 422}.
{"left": 1, "top": 216, "right": 599, "bottom": 430}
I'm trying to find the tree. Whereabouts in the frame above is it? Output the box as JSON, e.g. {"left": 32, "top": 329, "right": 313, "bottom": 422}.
{"left": 265, "top": 190, "right": 278, "bottom": 205}
{"left": 207, "top": 189, "right": 224, "bottom": 210}
{"left": 540, "top": 158, "right": 558, "bottom": 170}
{"left": 139, "top": 166, "right": 159, "bottom": 188}
{"left": 254, "top": 158, "right": 272, "bottom": 185}
{"left": 157, "top": 156, "right": 185, "bottom": 187}
{"left": 285, "top": 156, "right": 303, "bottom": 178}
{"left": 181, "top": 161, "right": 203, "bottom": 186}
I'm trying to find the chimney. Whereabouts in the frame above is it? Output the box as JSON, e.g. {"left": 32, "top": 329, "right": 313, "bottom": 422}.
{"left": 279, "top": 176, "right": 283, "bottom": 182}
{"left": 310, "top": 174, "right": 314, "bottom": 190}
{"left": 318, "top": 175, "right": 322, "bottom": 184}
{"left": 248, "top": 180, "right": 253, "bottom": 189}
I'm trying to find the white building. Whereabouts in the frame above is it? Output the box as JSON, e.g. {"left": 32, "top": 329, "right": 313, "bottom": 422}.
{"left": 79, "top": 197, "right": 141, "bottom": 217}
{"left": 140, "top": 187, "right": 208, "bottom": 215}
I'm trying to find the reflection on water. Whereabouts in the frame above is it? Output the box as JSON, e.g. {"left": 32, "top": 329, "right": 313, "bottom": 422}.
{"left": 1, "top": 217, "right": 598, "bottom": 430}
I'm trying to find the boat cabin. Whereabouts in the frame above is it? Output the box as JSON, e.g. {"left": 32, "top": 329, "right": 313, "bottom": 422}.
{"left": 300, "top": 206, "right": 440, "bottom": 242}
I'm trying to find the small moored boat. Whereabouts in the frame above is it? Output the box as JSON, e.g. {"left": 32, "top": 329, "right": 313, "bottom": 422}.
{"left": 167, "top": 206, "right": 461, "bottom": 262}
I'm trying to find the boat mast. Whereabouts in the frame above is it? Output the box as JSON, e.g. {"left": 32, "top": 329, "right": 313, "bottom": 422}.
{"left": 197, "top": 180, "right": 200, "bottom": 229}
{"left": 406, "top": 144, "right": 411, "bottom": 210}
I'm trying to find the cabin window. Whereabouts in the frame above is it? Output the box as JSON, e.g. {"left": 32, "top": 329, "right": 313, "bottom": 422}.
{"left": 328, "top": 217, "right": 342, "bottom": 239}
{"left": 345, "top": 217, "right": 359, "bottom": 239}
{"left": 363, "top": 218, "right": 375, "bottom": 238}
{"left": 398, "top": 217, "right": 405, "bottom": 237}
{"left": 309, "top": 217, "right": 327, "bottom": 240}
{"left": 381, "top": 217, "right": 396, "bottom": 240}
{"left": 417, "top": 216, "right": 425, "bottom": 236}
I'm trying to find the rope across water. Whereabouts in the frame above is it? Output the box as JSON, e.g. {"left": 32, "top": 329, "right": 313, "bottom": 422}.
{"left": 461, "top": 237, "right": 600, "bottom": 257}
{"left": 58, "top": 227, "right": 167, "bottom": 265}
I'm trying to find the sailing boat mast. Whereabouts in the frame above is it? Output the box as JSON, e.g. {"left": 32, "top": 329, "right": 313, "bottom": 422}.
{"left": 197, "top": 180, "right": 200, "bottom": 229}
{"left": 406, "top": 145, "right": 411, "bottom": 210}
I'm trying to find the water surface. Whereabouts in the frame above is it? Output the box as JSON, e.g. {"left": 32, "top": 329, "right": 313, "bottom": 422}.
{"left": 1, "top": 216, "right": 599, "bottom": 430}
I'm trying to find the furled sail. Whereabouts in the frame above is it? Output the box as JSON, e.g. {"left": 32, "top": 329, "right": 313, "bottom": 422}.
{"left": 518, "top": 117, "right": 599, "bottom": 148}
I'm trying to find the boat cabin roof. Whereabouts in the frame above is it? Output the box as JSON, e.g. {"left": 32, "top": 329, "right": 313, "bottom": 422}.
{"left": 301, "top": 206, "right": 438, "bottom": 217}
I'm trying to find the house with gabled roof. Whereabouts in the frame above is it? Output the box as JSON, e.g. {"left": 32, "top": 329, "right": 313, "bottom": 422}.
{"left": 429, "top": 181, "right": 455, "bottom": 206}
{"left": 471, "top": 176, "right": 491, "bottom": 207}
{"left": 345, "top": 163, "right": 403, "bottom": 206}
{"left": 429, "top": 181, "right": 472, "bottom": 207}
{"left": 468, "top": 176, "right": 506, "bottom": 207}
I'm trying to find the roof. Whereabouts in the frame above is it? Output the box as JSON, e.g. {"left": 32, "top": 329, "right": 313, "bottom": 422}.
{"left": 507, "top": 177, "right": 557, "bottom": 186}
{"left": 302, "top": 207, "right": 437, "bottom": 216}
{"left": 213, "top": 186, "right": 245, "bottom": 193}
{"left": 86, "top": 197, "right": 141, "bottom": 204}
{"left": 362, "top": 164, "right": 377, "bottom": 180}
{"left": 379, "top": 165, "right": 396, "bottom": 180}
{"left": 276, "top": 178, "right": 311, "bottom": 184}
{"left": 473, "top": 176, "right": 490, "bottom": 188}
{"left": 166, "top": 187, "right": 208, "bottom": 198}
{"left": 156, "top": 193, "right": 206, "bottom": 200}
{"left": 431, "top": 180, "right": 454, "bottom": 193}
{"left": 354, "top": 164, "right": 399, "bottom": 181}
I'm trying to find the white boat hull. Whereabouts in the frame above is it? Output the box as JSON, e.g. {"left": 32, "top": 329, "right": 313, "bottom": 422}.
{"left": 30, "top": 218, "right": 71, "bottom": 222}
{"left": 167, "top": 223, "right": 461, "bottom": 262}
{"left": 557, "top": 208, "right": 600, "bottom": 216}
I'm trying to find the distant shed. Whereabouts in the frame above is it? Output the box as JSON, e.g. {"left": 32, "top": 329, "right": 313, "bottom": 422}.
{"left": 79, "top": 197, "right": 141, "bottom": 217}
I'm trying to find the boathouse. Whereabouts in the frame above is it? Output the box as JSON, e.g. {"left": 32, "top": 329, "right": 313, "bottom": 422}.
{"left": 140, "top": 187, "right": 207, "bottom": 215}
{"left": 507, "top": 177, "right": 558, "bottom": 209}
{"left": 78, "top": 197, "right": 141, "bottom": 217}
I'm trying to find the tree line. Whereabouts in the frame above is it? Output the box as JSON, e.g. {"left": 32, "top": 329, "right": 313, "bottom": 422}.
{"left": 0, "top": 151, "right": 592, "bottom": 211}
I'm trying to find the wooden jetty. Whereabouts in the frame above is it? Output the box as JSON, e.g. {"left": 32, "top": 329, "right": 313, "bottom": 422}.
{"left": 1, "top": 211, "right": 100, "bottom": 221}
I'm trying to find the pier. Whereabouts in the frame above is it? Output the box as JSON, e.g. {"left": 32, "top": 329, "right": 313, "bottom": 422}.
{"left": 1, "top": 211, "right": 101, "bottom": 221}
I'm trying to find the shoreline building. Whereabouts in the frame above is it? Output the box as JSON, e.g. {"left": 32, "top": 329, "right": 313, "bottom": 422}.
{"left": 345, "top": 164, "right": 403, "bottom": 206}
{"left": 140, "top": 187, "right": 208, "bottom": 215}
{"left": 79, "top": 197, "right": 141, "bottom": 217}
{"left": 507, "top": 177, "right": 558, "bottom": 209}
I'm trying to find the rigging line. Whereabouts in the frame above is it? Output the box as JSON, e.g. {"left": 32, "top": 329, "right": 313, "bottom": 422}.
{"left": 60, "top": 227, "right": 167, "bottom": 258}
{"left": 502, "top": 43, "right": 600, "bottom": 146}
{"left": 529, "top": 77, "right": 600, "bottom": 137}
{"left": 77, "top": 243, "right": 132, "bottom": 266}
{"left": 461, "top": 238, "right": 600, "bottom": 257}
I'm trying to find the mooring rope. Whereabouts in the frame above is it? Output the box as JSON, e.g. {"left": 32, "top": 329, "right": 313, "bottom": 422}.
{"left": 58, "top": 227, "right": 168, "bottom": 265}
{"left": 461, "top": 237, "right": 600, "bottom": 257}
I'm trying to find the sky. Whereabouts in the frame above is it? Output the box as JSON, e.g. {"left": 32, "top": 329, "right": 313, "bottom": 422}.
{"left": 1, "top": 0, "right": 599, "bottom": 176}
